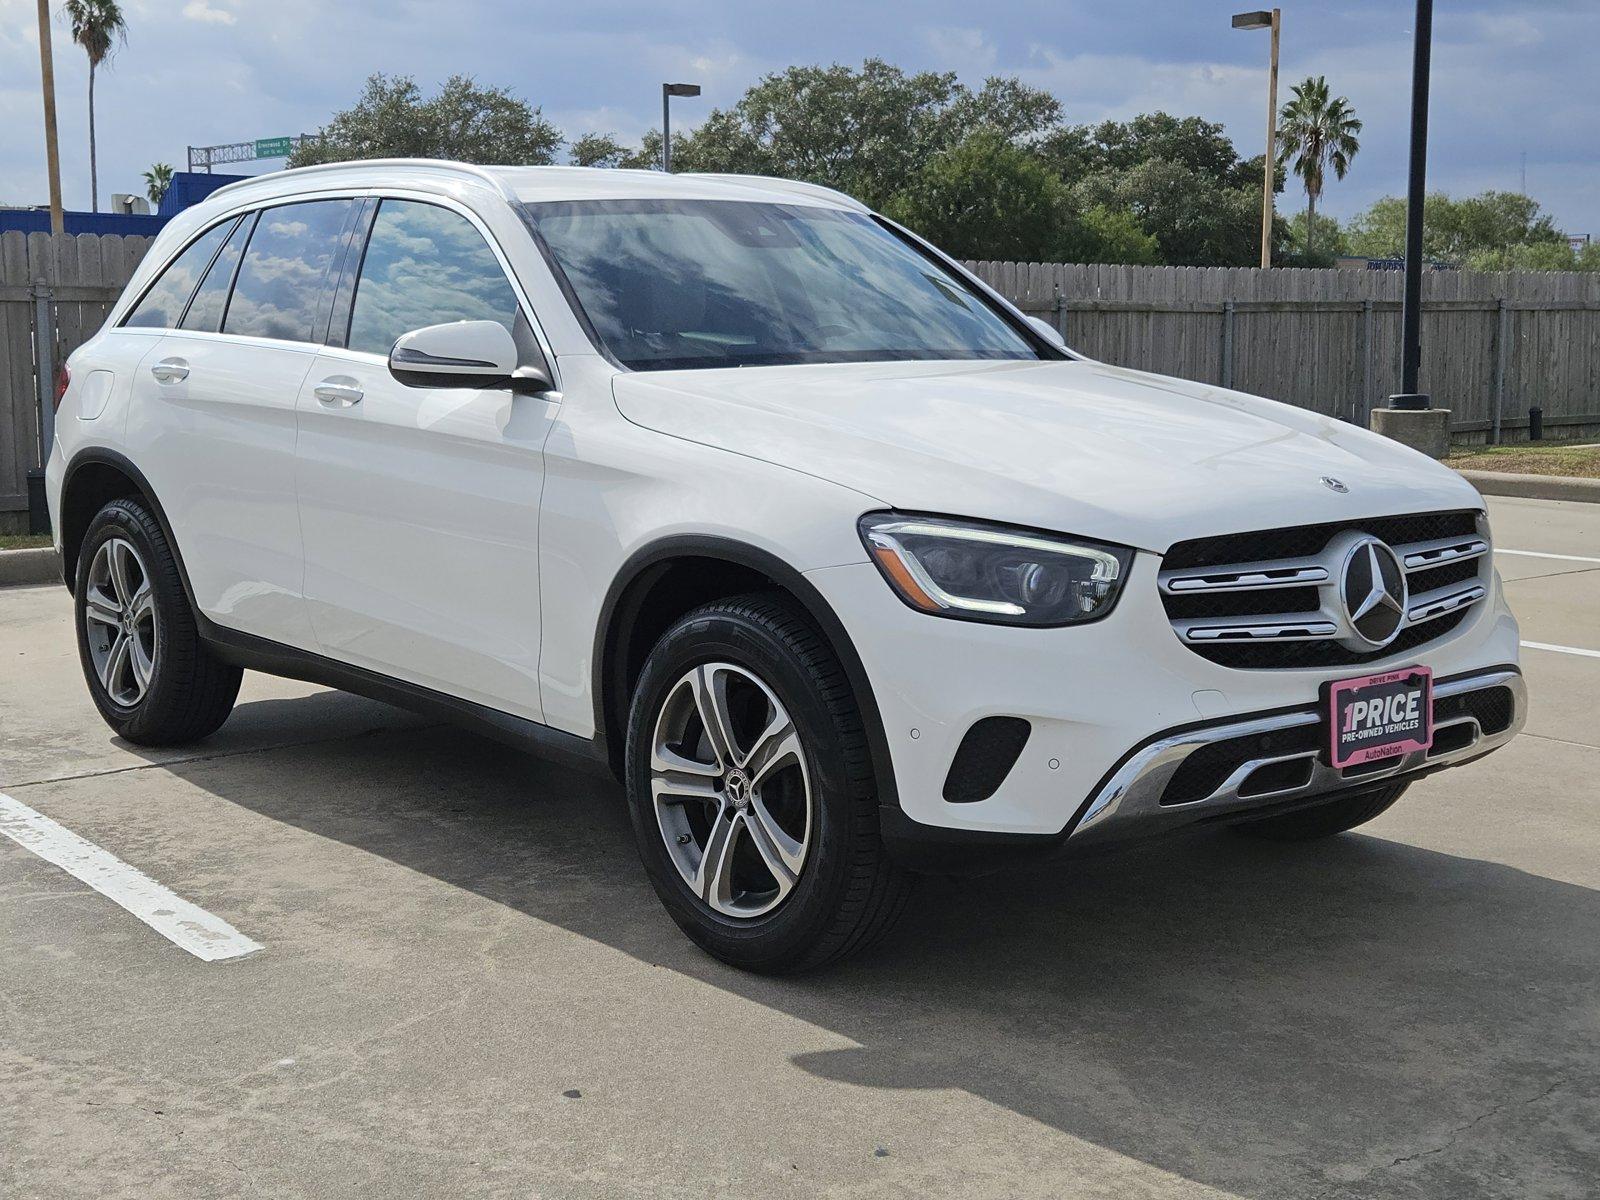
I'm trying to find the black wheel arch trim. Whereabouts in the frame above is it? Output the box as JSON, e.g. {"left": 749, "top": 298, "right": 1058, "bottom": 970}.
{"left": 59, "top": 447, "right": 198, "bottom": 605}
{"left": 592, "top": 534, "right": 900, "bottom": 813}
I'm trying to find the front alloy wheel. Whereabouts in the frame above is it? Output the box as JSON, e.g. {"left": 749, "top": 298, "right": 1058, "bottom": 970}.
{"left": 650, "top": 662, "right": 812, "bottom": 918}
{"left": 625, "top": 594, "right": 913, "bottom": 973}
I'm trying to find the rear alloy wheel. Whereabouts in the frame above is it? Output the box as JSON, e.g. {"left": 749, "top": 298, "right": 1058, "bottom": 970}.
{"left": 625, "top": 594, "right": 913, "bottom": 973}
{"left": 75, "top": 497, "right": 242, "bottom": 745}
{"left": 83, "top": 537, "right": 159, "bottom": 708}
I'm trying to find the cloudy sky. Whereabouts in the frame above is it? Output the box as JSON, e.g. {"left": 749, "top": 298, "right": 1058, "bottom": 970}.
{"left": 2, "top": 0, "right": 1595, "bottom": 235}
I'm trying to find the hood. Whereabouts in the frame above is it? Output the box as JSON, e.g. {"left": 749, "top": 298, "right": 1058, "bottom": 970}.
{"left": 611, "top": 358, "right": 1483, "bottom": 552}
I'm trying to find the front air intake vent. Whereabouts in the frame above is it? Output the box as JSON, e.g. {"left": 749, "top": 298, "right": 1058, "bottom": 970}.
{"left": 942, "top": 717, "right": 1032, "bottom": 803}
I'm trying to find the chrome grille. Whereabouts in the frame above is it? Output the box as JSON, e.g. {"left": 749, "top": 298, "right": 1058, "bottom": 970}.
{"left": 1159, "top": 510, "right": 1490, "bottom": 669}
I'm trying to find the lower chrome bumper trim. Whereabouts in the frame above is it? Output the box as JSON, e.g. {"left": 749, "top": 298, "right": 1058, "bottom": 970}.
{"left": 1067, "top": 668, "right": 1525, "bottom": 847}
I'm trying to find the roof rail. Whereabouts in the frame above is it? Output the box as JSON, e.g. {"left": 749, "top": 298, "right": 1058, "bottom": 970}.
{"left": 208, "top": 159, "right": 522, "bottom": 204}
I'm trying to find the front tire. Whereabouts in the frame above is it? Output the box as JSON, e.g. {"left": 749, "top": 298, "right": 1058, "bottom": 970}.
{"left": 1230, "top": 782, "right": 1409, "bottom": 842}
{"left": 624, "top": 593, "right": 912, "bottom": 973}
{"left": 74, "top": 498, "right": 242, "bottom": 745}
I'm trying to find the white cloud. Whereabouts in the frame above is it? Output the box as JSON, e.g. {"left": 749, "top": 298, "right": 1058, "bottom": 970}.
{"left": 922, "top": 27, "right": 999, "bottom": 75}
{"left": 182, "top": 0, "right": 237, "bottom": 26}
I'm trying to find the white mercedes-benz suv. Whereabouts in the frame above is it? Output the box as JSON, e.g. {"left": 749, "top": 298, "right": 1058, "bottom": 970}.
{"left": 46, "top": 161, "right": 1524, "bottom": 971}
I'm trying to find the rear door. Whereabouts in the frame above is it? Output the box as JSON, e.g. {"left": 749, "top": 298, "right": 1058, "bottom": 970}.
{"left": 294, "top": 196, "right": 557, "bottom": 720}
{"left": 125, "top": 197, "right": 359, "bottom": 648}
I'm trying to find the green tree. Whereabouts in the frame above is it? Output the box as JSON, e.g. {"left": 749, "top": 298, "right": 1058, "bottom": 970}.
{"left": 63, "top": 0, "right": 127, "bottom": 213}
{"left": 671, "top": 59, "right": 1063, "bottom": 210}
{"left": 568, "top": 133, "right": 630, "bottom": 168}
{"left": 1344, "top": 194, "right": 1410, "bottom": 259}
{"left": 1039, "top": 113, "right": 1269, "bottom": 265}
{"left": 1276, "top": 77, "right": 1361, "bottom": 258}
{"left": 290, "top": 74, "right": 562, "bottom": 167}
{"left": 884, "top": 131, "right": 1158, "bottom": 265}
{"left": 1068, "top": 204, "right": 1162, "bottom": 266}
{"left": 142, "top": 162, "right": 173, "bottom": 206}
{"left": 1346, "top": 190, "right": 1571, "bottom": 267}
{"left": 1040, "top": 112, "right": 1260, "bottom": 190}
{"left": 1072, "top": 157, "right": 1260, "bottom": 266}
{"left": 883, "top": 131, "right": 1073, "bottom": 262}
{"left": 1283, "top": 209, "right": 1349, "bottom": 265}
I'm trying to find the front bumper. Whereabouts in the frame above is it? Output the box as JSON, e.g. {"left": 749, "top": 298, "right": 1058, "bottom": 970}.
{"left": 803, "top": 552, "right": 1523, "bottom": 863}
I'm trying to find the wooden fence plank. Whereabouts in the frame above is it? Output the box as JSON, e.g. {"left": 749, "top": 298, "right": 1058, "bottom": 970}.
{"left": 967, "top": 261, "right": 1600, "bottom": 439}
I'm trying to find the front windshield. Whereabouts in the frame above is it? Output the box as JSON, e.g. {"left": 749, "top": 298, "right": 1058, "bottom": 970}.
{"left": 522, "top": 198, "right": 1043, "bottom": 371}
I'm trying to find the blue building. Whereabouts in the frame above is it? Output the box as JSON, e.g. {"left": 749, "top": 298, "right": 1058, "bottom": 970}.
{"left": 0, "top": 171, "right": 250, "bottom": 237}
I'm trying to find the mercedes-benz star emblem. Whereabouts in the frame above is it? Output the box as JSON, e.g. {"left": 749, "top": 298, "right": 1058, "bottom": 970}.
{"left": 1340, "top": 537, "right": 1407, "bottom": 649}
{"left": 1321, "top": 476, "right": 1350, "bottom": 493}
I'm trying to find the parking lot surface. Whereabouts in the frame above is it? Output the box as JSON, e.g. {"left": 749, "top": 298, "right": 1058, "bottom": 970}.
{"left": 2, "top": 495, "right": 1597, "bottom": 1199}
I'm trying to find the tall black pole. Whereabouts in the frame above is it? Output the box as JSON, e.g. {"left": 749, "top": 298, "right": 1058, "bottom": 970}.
{"left": 662, "top": 85, "right": 672, "bottom": 173}
{"left": 1394, "top": 0, "right": 1433, "bottom": 409}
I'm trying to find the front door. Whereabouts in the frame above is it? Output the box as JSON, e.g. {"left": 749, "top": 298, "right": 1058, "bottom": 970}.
{"left": 293, "top": 198, "right": 556, "bottom": 721}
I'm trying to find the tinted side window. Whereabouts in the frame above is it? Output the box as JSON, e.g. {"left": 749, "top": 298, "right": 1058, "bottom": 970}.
{"left": 123, "top": 219, "right": 236, "bottom": 329}
{"left": 224, "top": 200, "right": 352, "bottom": 343}
{"left": 347, "top": 200, "right": 520, "bottom": 356}
{"left": 180, "top": 213, "right": 254, "bottom": 333}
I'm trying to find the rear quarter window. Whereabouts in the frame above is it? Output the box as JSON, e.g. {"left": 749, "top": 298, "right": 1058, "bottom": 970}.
{"left": 122, "top": 218, "right": 237, "bottom": 329}
{"left": 180, "top": 214, "right": 254, "bottom": 333}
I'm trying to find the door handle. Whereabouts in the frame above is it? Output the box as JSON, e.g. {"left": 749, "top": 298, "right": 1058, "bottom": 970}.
{"left": 313, "top": 378, "right": 364, "bottom": 407}
{"left": 150, "top": 358, "right": 189, "bottom": 383}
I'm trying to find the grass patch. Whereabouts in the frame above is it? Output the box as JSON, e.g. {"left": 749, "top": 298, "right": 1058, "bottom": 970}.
{"left": 0, "top": 533, "right": 53, "bottom": 551}
{"left": 1444, "top": 442, "right": 1600, "bottom": 480}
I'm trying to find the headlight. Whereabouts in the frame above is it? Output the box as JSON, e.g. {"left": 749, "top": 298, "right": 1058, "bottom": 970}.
{"left": 858, "top": 512, "right": 1132, "bottom": 627}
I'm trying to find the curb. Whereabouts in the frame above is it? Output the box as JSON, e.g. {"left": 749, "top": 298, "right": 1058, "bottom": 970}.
{"left": 1457, "top": 469, "right": 1600, "bottom": 505}
{"left": 0, "top": 548, "right": 63, "bottom": 588}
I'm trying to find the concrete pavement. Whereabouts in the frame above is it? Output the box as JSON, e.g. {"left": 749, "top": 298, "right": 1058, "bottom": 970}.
{"left": 2, "top": 495, "right": 1597, "bottom": 1199}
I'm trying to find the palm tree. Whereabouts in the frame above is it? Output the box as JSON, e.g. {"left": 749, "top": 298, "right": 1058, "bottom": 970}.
{"left": 64, "top": 0, "right": 128, "bottom": 213}
{"left": 1277, "top": 76, "right": 1361, "bottom": 259}
{"left": 143, "top": 162, "right": 173, "bottom": 207}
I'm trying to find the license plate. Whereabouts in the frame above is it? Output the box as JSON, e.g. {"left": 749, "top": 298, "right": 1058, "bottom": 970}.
{"left": 1325, "top": 667, "right": 1433, "bottom": 769}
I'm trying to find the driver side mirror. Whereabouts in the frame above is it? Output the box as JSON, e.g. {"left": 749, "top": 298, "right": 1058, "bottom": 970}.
{"left": 1026, "top": 316, "right": 1067, "bottom": 350}
{"left": 388, "top": 320, "right": 552, "bottom": 393}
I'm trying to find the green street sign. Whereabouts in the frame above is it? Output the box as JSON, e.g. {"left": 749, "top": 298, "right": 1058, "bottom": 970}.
{"left": 254, "top": 136, "right": 293, "bottom": 159}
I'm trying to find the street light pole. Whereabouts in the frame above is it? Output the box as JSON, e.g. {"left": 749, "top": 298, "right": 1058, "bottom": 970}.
{"left": 661, "top": 82, "right": 701, "bottom": 173}
{"left": 1395, "top": 0, "right": 1434, "bottom": 408}
{"left": 34, "top": 0, "right": 65, "bottom": 236}
{"left": 1233, "top": 9, "right": 1281, "bottom": 269}
{"left": 1369, "top": 0, "right": 1448, "bottom": 455}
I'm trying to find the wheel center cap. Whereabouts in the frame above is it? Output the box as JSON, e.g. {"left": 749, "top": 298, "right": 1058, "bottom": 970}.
{"left": 724, "top": 769, "right": 751, "bottom": 808}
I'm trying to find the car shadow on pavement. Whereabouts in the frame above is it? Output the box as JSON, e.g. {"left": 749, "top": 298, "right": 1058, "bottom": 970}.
{"left": 152, "top": 693, "right": 1600, "bottom": 1200}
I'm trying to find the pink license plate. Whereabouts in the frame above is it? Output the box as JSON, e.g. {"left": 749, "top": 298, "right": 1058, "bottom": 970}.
{"left": 1325, "top": 667, "right": 1433, "bottom": 769}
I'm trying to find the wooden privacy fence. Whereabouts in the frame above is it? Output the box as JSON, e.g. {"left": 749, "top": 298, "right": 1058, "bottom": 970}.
{"left": 967, "top": 261, "right": 1600, "bottom": 442}
{"left": 1, "top": 231, "right": 154, "bottom": 519}
{"left": 4, "top": 232, "right": 1599, "bottom": 520}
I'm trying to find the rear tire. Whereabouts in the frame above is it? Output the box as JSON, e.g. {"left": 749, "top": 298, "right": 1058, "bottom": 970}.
{"left": 1230, "top": 782, "right": 1409, "bottom": 842}
{"left": 74, "top": 498, "right": 242, "bottom": 746}
{"left": 624, "top": 593, "right": 913, "bottom": 973}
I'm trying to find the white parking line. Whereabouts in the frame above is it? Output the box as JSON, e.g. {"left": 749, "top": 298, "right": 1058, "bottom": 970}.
{"left": 1521, "top": 640, "right": 1600, "bottom": 660}
{"left": 0, "top": 793, "right": 263, "bottom": 962}
{"left": 1500, "top": 549, "right": 1600, "bottom": 565}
